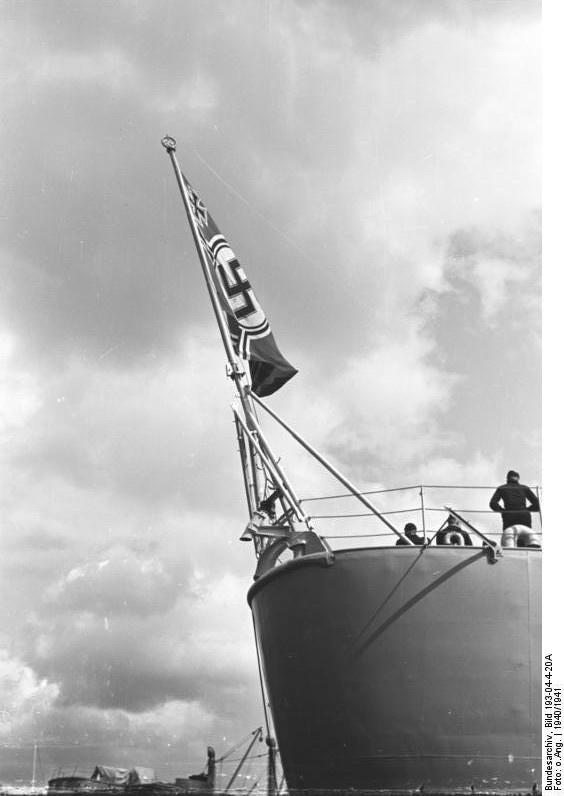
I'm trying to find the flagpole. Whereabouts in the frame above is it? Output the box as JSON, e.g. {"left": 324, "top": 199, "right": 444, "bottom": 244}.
{"left": 234, "top": 413, "right": 258, "bottom": 514}
{"left": 161, "top": 136, "right": 251, "bottom": 390}
{"left": 161, "top": 136, "right": 271, "bottom": 515}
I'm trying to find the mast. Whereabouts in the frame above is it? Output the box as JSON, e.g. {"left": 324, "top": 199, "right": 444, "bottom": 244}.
{"left": 234, "top": 413, "right": 257, "bottom": 515}
{"left": 232, "top": 405, "right": 307, "bottom": 524}
{"left": 31, "top": 741, "right": 37, "bottom": 789}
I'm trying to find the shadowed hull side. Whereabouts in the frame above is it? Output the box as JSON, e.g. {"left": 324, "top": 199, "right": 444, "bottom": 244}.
{"left": 248, "top": 547, "right": 541, "bottom": 793}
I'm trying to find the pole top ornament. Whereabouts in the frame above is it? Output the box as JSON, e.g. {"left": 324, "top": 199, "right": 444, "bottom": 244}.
{"left": 161, "top": 135, "right": 177, "bottom": 152}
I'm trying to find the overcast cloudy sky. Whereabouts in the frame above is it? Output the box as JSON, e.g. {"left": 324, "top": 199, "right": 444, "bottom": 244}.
{"left": 1, "top": 0, "right": 544, "bottom": 786}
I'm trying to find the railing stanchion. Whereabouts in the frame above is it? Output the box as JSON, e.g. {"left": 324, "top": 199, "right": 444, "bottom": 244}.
{"left": 419, "top": 485, "right": 427, "bottom": 542}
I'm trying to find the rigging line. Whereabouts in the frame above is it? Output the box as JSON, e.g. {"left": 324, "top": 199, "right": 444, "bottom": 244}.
{"left": 217, "top": 729, "right": 261, "bottom": 762}
{"left": 303, "top": 484, "right": 423, "bottom": 502}
{"left": 192, "top": 147, "right": 374, "bottom": 312}
{"left": 251, "top": 610, "right": 273, "bottom": 742}
{"left": 221, "top": 752, "right": 269, "bottom": 763}
{"left": 424, "top": 483, "right": 542, "bottom": 491}
{"left": 311, "top": 508, "right": 420, "bottom": 518}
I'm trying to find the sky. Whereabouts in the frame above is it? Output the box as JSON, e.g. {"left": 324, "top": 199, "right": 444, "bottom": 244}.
{"left": 0, "top": 0, "right": 545, "bottom": 787}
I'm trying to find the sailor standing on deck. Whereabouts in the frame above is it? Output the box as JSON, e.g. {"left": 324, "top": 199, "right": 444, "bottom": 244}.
{"left": 489, "top": 470, "right": 541, "bottom": 548}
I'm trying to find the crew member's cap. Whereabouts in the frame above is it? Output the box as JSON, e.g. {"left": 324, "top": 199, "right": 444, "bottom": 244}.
{"left": 404, "top": 522, "right": 417, "bottom": 532}
{"left": 507, "top": 470, "right": 520, "bottom": 480}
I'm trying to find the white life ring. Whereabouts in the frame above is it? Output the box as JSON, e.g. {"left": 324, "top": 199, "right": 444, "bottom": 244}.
{"left": 443, "top": 530, "right": 464, "bottom": 546}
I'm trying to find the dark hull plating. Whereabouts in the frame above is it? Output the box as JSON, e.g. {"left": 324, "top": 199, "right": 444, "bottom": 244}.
{"left": 248, "top": 546, "right": 541, "bottom": 793}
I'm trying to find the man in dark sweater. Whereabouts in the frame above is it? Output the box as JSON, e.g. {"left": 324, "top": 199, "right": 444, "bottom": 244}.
{"left": 489, "top": 470, "right": 541, "bottom": 547}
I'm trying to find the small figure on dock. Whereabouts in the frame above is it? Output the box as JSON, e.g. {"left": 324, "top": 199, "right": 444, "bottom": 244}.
{"left": 436, "top": 515, "right": 473, "bottom": 546}
{"left": 489, "top": 470, "right": 541, "bottom": 548}
{"left": 396, "top": 522, "right": 425, "bottom": 546}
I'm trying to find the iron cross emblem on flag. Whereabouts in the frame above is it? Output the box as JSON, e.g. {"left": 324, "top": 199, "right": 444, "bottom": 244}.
{"left": 186, "top": 185, "right": 209, "bottom": 228}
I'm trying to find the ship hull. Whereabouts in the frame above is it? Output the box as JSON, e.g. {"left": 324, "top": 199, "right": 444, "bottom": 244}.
{"left": 248, "top": 546, "right": 541, "bottom": 793}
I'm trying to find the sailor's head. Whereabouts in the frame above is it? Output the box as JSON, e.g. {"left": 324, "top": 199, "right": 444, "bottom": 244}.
{"left": 404, "top": 522, "right": 417, "bottom": 535}
{"left": 506, "top": 470, "right": 520, "bottom": 483}
{"left": 447, "top": 515, "right": 460, "bottom": 526}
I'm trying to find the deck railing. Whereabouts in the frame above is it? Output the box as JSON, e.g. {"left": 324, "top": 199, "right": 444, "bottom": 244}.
{"left": 300, "top": 483, "right": 542, "bottom": 549}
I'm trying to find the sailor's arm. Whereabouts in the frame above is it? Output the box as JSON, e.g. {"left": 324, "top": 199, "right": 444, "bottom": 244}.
{"left": 524, "top": 486, "right": 540, "bottom": 512}
{"left": 489, "top": 488, "right": 504, "bottom": 512}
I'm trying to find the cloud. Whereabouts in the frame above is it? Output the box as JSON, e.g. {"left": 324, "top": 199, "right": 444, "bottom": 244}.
{"left": 156, "top": 74, "right": 219, "bottom": 115}
{"left": 0, "top": 652, "right": 59, "bottom": 743}
{"left": 46, "top": 552, "right": 193, "bottom": 618}
{"left": 445, "top": 219, "right": 541, "bottom": 326}
{"left": 272, "top": 323, "right": 461, "bottom": 488}
{"left": 292, "top": 0, "right": 539, "bottom": 55}
{"left": 31, "top": 48, "right": 135, "bottom": 90}
{"left": 22, "top": 567, "right": 256, "bottom": 715}
{"left": 0, "top": 650, "right": 220, "bottom": 778}
{"left": 5, "top": 335, "right": 240, "bottom": 508}
{"left": 0, "top": 332, "right": 41, "bottom": 434}
{"left": 0, "top": 321, "right": 259, "bottom": 743}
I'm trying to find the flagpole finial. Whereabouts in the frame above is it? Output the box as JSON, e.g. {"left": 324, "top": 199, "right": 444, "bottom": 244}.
{"left": 161, "top": 135, "right": 177, "bottom": 152}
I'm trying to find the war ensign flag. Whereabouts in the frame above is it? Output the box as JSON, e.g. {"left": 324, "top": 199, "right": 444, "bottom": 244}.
{"left": 182, "top": 176, "right": 297, "bottom": 397}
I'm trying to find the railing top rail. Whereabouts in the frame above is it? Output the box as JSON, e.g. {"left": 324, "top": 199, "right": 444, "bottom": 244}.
{"left": 302, "top": 483, "right": 542, "bottom": 503}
